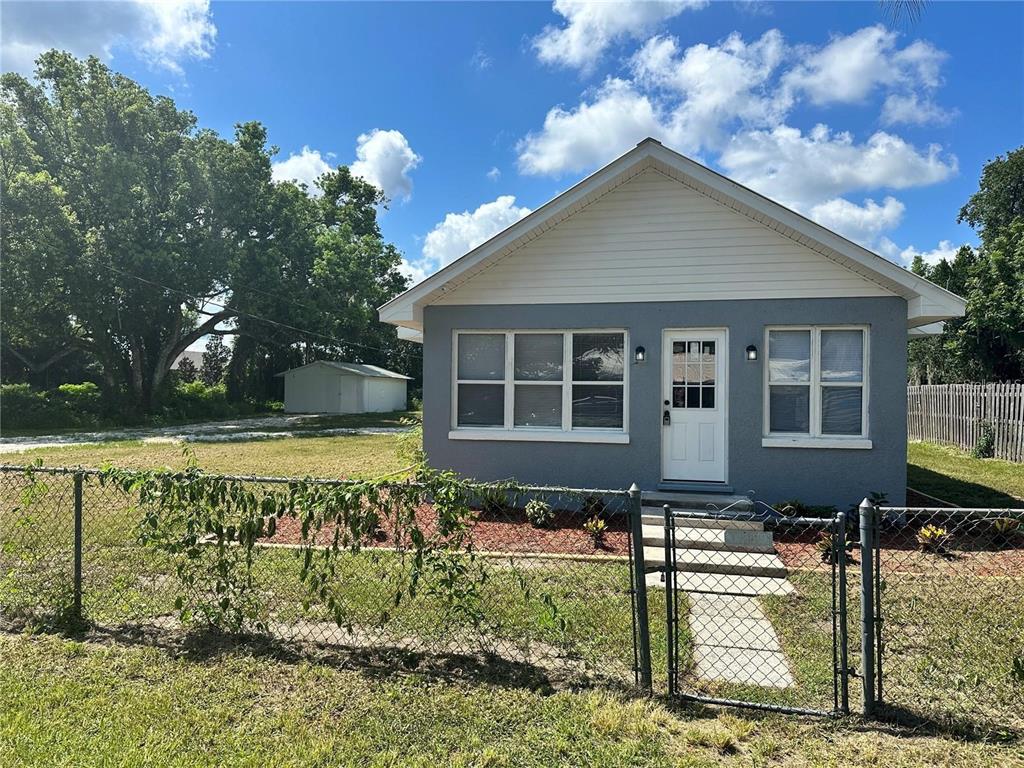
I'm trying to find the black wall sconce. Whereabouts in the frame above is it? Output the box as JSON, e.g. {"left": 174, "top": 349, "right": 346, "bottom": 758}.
{"left": 634, "top": 345, "right": 646, "bottom": 363}
{"left": 745, "top": 344, "right": 758, "bottom": 361}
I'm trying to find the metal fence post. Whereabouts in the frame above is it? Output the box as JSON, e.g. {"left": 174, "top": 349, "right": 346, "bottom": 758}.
{"left": 858, "top": 497, "right": 877, "bottom": 716}
{"left": 73, "top": 471, "right": 83, "bottom": 624}
{"left": 627, "top": 483, "right": 653, "bottom": 692}
{"left": 835, "top": 511, "right": 850, "bottom": 714}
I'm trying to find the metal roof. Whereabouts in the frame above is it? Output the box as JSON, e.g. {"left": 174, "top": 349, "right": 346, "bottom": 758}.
{"left": 276, "top": 361, "right": 411, "bottom": 379}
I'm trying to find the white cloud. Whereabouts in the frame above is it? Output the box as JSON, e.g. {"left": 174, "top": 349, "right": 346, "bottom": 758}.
{"left": 881, "top": 93, "right": 956, "bottom": 127}
{"left": 718, "top": 124, "right": 957, "bottom": 210}
{"left": 486, "top": 167, "right": 501, "bottom": 181}
{"left": 423, "top": 195, "right": 532, "bottom": 267}
{"left": 1, "top": 0, "right": 216, "bottom": 75}
{"left": 471, "top": 47, "right": 492, "bottom": 70}
{"left": 533, "top": 0, "right": 706, "bottom": 72}
{"left": 631, "top": 30, "right": 789, "bottom": 150}
{"left": 399, "top": 196, "right": 532, "bottom": 284}
{"left": 808, "top": 196, "right": 905, "bottom": 246}
{"left": 350, "top": 129, "right": 422, "bottom": 202}
{"left": 783, "top": 25, "right": 947, "bottom": 106}
{"left": 517, "top": 78, "right": 671, "bottom": 176}
{"left": 271, "top": 146, "right": 333, "bottom": 191}
{"left": 880, "top": 238, "right": 961, "bottom": 267}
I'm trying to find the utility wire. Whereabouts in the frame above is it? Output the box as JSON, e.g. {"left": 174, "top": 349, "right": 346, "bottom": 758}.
{"left": 84, "top": 258, "right": 420, "bottom": 358}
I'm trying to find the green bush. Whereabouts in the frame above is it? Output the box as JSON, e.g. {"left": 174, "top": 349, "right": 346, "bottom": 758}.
{"left": 972, "top": 419, "right": 996, "bottom": 458}
{"left": 525, "top": 498, "right": 555, "bottom": 528}
{"left": 161, "top": 381, "right": 233, "bottom": 421}
{"left": 0, "top": 382, "right": 104, "bottom": 431}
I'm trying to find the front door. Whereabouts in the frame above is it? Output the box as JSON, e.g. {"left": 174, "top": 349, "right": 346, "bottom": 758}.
{"left": 661, "top": 330, "right": 727, "bottom": 482}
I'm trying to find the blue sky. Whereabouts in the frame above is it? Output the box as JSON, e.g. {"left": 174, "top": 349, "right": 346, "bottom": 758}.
{"left": 4, "top": 1, "right": 1023, "bottom": 286}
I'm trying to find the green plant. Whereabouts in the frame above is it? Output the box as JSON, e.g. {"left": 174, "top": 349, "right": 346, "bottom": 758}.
{"left": 917, "top": 524, "right": 951, "bottom": 554}
{"left": 525, "top": 498, "right": 555, "bottom": 528}
{"left": 583, "top": 515, "right": 608, "bottom": 545}
{"left": 582, "top": 495, "right": 607, "bottom": 519}
{"left": 476, "top": 485, "right": 511, "bottom": 516}
{"left": 815, "top": 531, "right": 855, "bottom": 564}
{"left": 992, "top": 517, "right": 1020, "bottom": 547}
{"left": 776, "top": 499, "right": 839, "bottom": 518}
{"left": 972, "top": 419, "right": 996, "bottom": 459}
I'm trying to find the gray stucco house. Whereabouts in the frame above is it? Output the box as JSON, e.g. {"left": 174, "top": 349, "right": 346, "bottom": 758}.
{"left": 380, "top": 139, "right": 965, "bottom": 507}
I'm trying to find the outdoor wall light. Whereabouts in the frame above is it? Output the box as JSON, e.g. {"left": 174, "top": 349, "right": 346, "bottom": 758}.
{"left": 746, "top": 344, "right": 758, "bottom": 361}
{"left": 634, "top": 345, "right": 646, "bottom": 363}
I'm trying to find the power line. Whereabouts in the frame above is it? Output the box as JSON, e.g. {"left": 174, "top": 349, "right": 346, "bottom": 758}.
{"left": 85, "top": 258, "right": 420, "bottom": 358}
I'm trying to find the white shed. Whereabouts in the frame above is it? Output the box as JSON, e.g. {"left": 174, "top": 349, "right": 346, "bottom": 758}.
{"left": 277, "top": 361, "right": 410, "bottom": 414}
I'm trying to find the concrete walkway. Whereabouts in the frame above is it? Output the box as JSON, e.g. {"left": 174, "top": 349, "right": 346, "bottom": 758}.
{"left": 687, "top": 592, "right": 794, "bottom": 689}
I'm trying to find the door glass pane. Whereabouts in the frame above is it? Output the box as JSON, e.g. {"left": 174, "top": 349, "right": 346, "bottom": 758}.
{"left": 514, "top": 334, "right": 563, "bottom": 381}
{"left": 686, "top": 386, "right": 700, "bottom": 408}
{"left": 672, "top": 386, "right": 686, "bottom": 408}
{"left": 572, "top": 333, "right": 624, "bottom": 381}
{"left": 514, "top": 385, "right": 562, "bottom": 427}
{"left": 821, "top": 330, "right": 864, "bottom": 382}
{"left": 822, "top": 387, "right": 863, "bottom": 435}
{"left": 571, "top": 385, "right": 623, "bottom": 428}
{"left": 768, "top": 330, "right": 811, "bottom": 382}
{"left": 457, "top": 384, "right": 504, "bottom": 426}
{"left": 701, "top": 387, "right": 715, "bottom": 408}
{"left": 769, "top": 385, "right": 810, "bottom": 433}
{"left": 458, "top": 334, "right": 505, "bottom": 380}
{"left": 672, "top": 342, "right": 686, "bottom": 384}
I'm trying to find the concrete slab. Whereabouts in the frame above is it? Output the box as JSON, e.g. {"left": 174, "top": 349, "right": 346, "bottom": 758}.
{"left": 692, "top": 646, "right": 794, "bottom": 689}
{"left": 642, "top": 546, "right": 789, "bottom": 579}
{"left": 640, "top": 524, "right": 775, "bottom": 553}
{"left": 645, "top": 570, "right": 796, "bottom": 596}
{"left": 640, "top": 514, "right": 764, "bottom": 531}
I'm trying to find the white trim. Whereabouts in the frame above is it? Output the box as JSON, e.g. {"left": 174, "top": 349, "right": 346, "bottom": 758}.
{"left": 761, "top": 437, "right": 873, "bottom": 450}
{"left": 763, "top": 325, "right": 870, "bottom": 441}
{"left": 448, "top": 429, "right": 629, "bottom": 444}
{"left": 451, "top": 329, "right": 629, "bottom": 436}
{"left": 379, "top": 139, "right": 966, "bottom": 329}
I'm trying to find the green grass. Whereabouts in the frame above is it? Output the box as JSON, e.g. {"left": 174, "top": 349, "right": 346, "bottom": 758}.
{"left": 9, "top": 432, "right": 410, "bottom": 478}
{"left": 0, "top": 633, "right": 1017, "bottom": 768}
{"left": 908, "top": 442, "right": 1024, "bottom": 507}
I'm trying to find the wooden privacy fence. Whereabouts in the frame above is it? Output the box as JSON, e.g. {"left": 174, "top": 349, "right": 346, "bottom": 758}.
{"left": 907, "top": 383, "right": 1024, "bottom": 462}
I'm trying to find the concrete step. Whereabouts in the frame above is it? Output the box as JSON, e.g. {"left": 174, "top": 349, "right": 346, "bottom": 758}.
{"left": 640, "top": 513, "right": 764, "bottom": 532}
{"left": 646, "top": 570, "right": 796, "bottom": 597}
{"left": 642, "top": 546, "right": 789, "bottom": 579}
{"left": 640, "top": 524, "right": 775, "bottom": 553}
{"left": 642, "top": 491, "right": 753, "bottom": 513}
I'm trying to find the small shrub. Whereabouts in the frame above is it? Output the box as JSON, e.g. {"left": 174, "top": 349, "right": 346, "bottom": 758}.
{"left": 776, "top": 499, "right": 838, "bottom": 518}
{"left": 582, "top": 495, "right": 607, "bottom": 518}
{"left": 992, "top": 517, "right": 1020, "bottom": 548}
{"left": 583, "top": 515, "right": 608, "bottom": 544}
{"left": 476, "top": 485, "right": 510, "bottom": 516}
{"left": 917, "top": 524, "right": 951, "bottom": 554}
{"left": 815, "top": 531, "right": 855, "bottom": 564}
{"left": 972, "top": 419, "right": 996, "bottom": 459}
{"left": 525, "top": 498, "right": 555, "bottom": 528}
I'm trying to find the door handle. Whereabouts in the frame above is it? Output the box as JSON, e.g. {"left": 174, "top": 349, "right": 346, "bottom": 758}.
{"left": 663, "top": 410, "right": 671, "bottom": 425}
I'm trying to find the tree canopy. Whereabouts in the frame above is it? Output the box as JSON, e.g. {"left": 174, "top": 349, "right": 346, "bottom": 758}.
{"left": 909, "top": 147, "right": 1024, "bottom": 383}
{"left": 1, "top": 51, "right": 413, "bottom": 412}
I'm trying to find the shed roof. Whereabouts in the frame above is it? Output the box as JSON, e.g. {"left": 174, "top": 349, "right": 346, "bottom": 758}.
{"left": 276, "top": 361, "right": 411, "bottom": 380}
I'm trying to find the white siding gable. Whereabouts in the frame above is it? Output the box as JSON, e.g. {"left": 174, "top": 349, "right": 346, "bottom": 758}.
{"left": 435, "top": 169, "right": 893, "bottom": 306}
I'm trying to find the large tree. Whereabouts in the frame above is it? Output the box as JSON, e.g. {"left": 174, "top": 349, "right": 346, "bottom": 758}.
{"left": 908, "top": 147, "right": 1024, "bottom": 383}
{"left": 1, "top": 51, "right": 412, "bottom": 411}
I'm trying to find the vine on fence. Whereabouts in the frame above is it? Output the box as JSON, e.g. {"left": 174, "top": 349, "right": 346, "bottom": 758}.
{"left": 95, "top": 457, "right": 567, "bottom": 642}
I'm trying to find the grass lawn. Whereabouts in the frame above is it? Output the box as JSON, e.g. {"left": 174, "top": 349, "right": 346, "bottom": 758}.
{"left": 1, "top": 633, "right": 1017, "bottom": 768}
{"left": 7, "top": 432, "right": 411, "bottom": 478}
{"left": 907, "top": 441, "right": 1024, "bottom": 507}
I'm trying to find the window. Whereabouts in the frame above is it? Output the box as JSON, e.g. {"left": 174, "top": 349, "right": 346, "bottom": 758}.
{"left": 453, "top": 330, "right": 627, "bottom": 439}
{"left": 766, "top": 327, "right": 867, "bottom": 440}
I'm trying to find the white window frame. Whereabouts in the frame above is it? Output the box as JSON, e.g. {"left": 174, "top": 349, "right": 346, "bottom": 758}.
{"left": 450, "top": 329, "right": 630, "bottom": 444}
{"left": 762, "top": 325, "right": 872, "bottom": 450}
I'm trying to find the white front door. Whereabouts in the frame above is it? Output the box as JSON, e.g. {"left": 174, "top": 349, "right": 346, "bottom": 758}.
{"left": 661, "top": 329, "right": 727, "bottom": 482}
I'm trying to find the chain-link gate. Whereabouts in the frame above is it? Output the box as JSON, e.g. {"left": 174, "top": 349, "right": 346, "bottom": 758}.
{"left": 661, "top": 502, "right": 852, "bottom": 715}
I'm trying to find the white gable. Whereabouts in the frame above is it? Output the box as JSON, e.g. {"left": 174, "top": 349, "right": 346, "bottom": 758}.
{"left": 435, "top": 169, "right": 892, "bottom": 307}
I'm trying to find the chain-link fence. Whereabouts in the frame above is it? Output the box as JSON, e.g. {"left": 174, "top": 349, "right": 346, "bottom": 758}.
{"left": 871, "top": 506, "right": 1024, "bottom": 738}
{"left": 660, "top": 503, "right": 856, "bottom": 715}
{"left": 0, "top": 465, "right": 649, "bottom": 690}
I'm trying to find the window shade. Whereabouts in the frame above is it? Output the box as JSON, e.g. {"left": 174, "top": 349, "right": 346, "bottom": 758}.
{"left": 768, "top": 330, "right": 811, "bottom": 382}
{"left": 457, "top": 334, "right": 505, "bottom": 380}
{"left": 514, "top": 334, "right": 563, "bottom": 381}
{"left": 821, "top": 330, "right": 864, "bottom": 382}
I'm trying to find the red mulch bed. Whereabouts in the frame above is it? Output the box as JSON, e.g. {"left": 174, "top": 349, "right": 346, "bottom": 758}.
{"left": 262, "top": 504, "right": 630, "bottom": 557}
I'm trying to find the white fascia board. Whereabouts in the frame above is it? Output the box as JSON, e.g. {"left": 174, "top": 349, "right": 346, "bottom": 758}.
{"left": 397, "top": 326, "right": 423, "bottom": 344}
{"left": 909, "top": 322, "right": 945, "bottom": 337}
